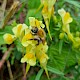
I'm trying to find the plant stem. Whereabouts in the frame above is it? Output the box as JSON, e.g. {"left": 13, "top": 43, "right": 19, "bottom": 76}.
{"left": 7, "top": 60, "right": 14, "bottom": 80}
{"left": 0, "top": 44, "right": 14, "bottom": 70}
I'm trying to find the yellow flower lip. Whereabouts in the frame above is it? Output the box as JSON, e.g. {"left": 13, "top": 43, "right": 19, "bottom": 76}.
{"left": 17, "top": 24, "right": 22, "bottom": 32}
{"left": 24, "top": 33, "right": 33, "bottom": 40}
{"left": 3, "top": 33, "right": 14, "bottom": 44}
{"left": 21, "top": 53, "right": 36, "bottom": 66}
{"left": 63, "top": 12, "right": 73, "bottom": 24}
{"left": 21, "top": 33, "right": 33, "bottom": 47}
{"left": 26, "top": 53, "right": 34, "bottom": 59}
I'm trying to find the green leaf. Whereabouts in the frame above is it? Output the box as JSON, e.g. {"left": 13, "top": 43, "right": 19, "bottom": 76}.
{"left": 64, "top": 0, "right": 80, "bottom": 8}
{"left": 47, "top": 66, "right": 64, "bottom": 76}
{"left": 35, "top": 69, "right": 44, "bottom": 80}
{"left": 48, "top": 44, "right": 65, "bottom": 70}
{"left": 11, "top": 56, "right": 15, "bottom": 65}
{"left": 28, "top": 0, "right": 40, "bottom": 9}
{"left": 29, "top": 75, "right": 36, "bottom": 80}
{"left": 59, "top": 40, "right": 63, "bottom": 54}
{"left": 13, "top": 48, "right": 22, "bottom": 60}
{"left": 0, "top": 34, "right": 5, "bottom": 45}
{"left": 47, "top": 43, "right": 79, "bottom": 71}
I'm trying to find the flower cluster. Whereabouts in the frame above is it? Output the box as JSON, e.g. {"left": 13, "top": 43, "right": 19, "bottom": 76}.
{"left": 3, "top": 17, "right": 49, "bottom": 77}
{"left": 58, "top": 8, "right": 80, "bottom": 48}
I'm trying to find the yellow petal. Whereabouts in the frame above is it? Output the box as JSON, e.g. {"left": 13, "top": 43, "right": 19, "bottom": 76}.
{"left": 40, "top": 53, "right": 49, "bottom": 65}
{"left": 23, "top": 40, "right": 32, "bottom": 47}
{"left": 29, "top": 57, "right": 36, "bottom": 66}
{"left": 48, "top": 0, "right": 56, "bottom": 9}
{"left": 22, "top": 24, "right": 29, "bottom": 34}
{"left": 35, "top": 19, "right": 41, "bottom": 28}
{"left": 62, "top": 24, "right": 70, "bottom": 33}
{"left": 21, "top": 54, "right": 28, "bottom": 63}
{"left": 21, "top": 53, "right": 35, "bottom": 63}
{"left": 41, "top": 0, "right": 48, "bottom": 4}
{"left": 63, "top": 12, "right": 73, "bottom": 24}
{"left": 48, "top": 0, "right": 56, "bottom": 22}
{"left": 40, "top": 21, "right": 45, "bottom": 28}
{"left": 12, "top": 24, "right": 22, "bottom": 37}
{"left": 21, "top": 33, "right": 33, "bottom": 47}
{"left": 42, "top": 5, "right": 48, "bottom": 14}
{"left": 22, "top": 53, "right": 36, "bottom": 66}
{"left": 3, "top": 33, "right": 14, "bottom": 44}
{"left": 73, "top": 37, "right": 80, "bottom": 48}
{"left": 67, "top": 33, "right": 75, "bottom": 43}
{"left": 58, "top": 8, "right": 66, "bottom": 19}
{"left": 29, "top": 17, "right": 36, "bottom": 27}
{"left": 36, "top": 43, "right": 48, "bottom": 54}
{"left": 59, "top": 32, "right": 65, "bottom": 39}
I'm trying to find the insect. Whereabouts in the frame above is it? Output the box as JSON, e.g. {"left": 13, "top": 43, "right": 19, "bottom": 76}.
{"left": 31, "top": 27, "right": 38, "bottom": 35}
{"left": 30, "top": 27, "right": 46, "bottom": 45}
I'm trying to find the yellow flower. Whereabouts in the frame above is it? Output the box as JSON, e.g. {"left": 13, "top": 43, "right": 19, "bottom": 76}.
{"left": 63, "top": 12, "right": 73, "bottom": 24}
{"left": 59, "top": 32, "right": 65, "bottom": 39}
{"left": 41, "top": 0, "right": 56, "bottom": 40}
{"left": 21, "top": 33, "right": 33, "bottom": 47}
{"left": 36, "top": 43, "right": 48, "bottom": 54}
{"left": 62, "top": 24, "right": 70, "bottom": 33}
{"left": 3, "top": 33, "right": 15, "bottom": 44}
{"left": 39, "top": 53, "right": 49, "bottom": 79}
{"left": 67, "top": 33, "right": 75, "bottom": 43}
{"left": 12, "top": 24, "right": 28, "bottom": 37}
{"left": 35, "top": 43, "right": 49, "bottom": 78}
{"left": 21, "top": 53, "right": 36, "bottom": 66}
{"left": 39, "top": 53, "right": 49, "bottom": 67}
{"left": 29, "top": 17, "right": 45, "bottom": 29}
{"left": 58, "top": 8, "right": 73, "bottom": 41}
{"left": 26, "top": 44, "right": 36, "bottom": 53}
{"left": 58, "top": 8, "right": 73, "bottom": 25}
{"left": 73, "top": 37, "right": 80, "bottom": 48}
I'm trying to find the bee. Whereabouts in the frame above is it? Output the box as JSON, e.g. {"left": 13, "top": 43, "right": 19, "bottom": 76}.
{"left": 30, "top": 27, "right": 46, "bottom": 45}
{"left": 31, "top": 27, "right": 38, "bottom": 35}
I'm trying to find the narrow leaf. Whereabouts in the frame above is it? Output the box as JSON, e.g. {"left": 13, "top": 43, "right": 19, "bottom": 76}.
{"left": 35, "top": 69, "right": 44, "bottom": 80}
{"left": 65, "top": 0, "right": 80, "bottom": 8}
{"left": 59, "top": 40, "right": 63, "bottom": 54}
{"left": 47, "top": 66, "right": 64, "bottom": 76}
